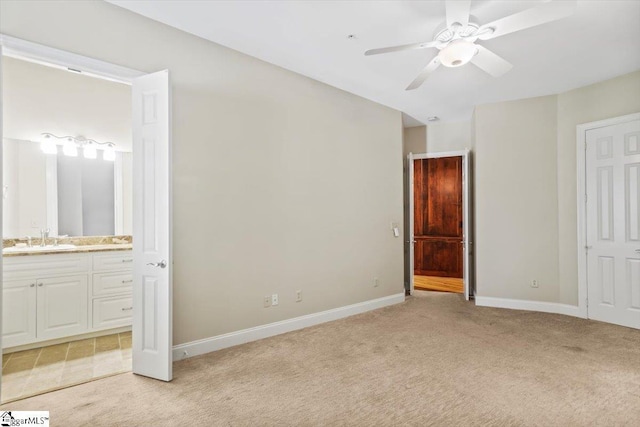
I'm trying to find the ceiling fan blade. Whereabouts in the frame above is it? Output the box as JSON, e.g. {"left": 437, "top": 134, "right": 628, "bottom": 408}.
{"left": 446, "top": 0, "right": 471, "bottom": 28}
{"left": 478, "top": 0, "right": 576, "bottom": 40}
{"left": 406, "top": 56, "right": 441, "bottom": 90}
{"left": 471, "top": 45, "right": 513, "bottom": 77}
{"left": 365, "top": 41, "right": 439, "bottom": 56}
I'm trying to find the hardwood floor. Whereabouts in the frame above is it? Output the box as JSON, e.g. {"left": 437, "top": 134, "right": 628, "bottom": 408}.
{"left": 414, "top": 275, "right": 463, "bottom": 294}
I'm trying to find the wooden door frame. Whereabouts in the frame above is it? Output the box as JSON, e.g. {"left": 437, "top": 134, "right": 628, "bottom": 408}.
{"left": 408, "top": 149, "right": 472, "bottom": 298}
{"left": 0, "top": 34, "right": 174, "bottom": 399}
{"left": 576, "top": 112, "right": 640, "bottom": 320}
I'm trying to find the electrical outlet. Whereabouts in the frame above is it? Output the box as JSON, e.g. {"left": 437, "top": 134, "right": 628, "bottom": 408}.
{"left": 531, "top": 280, "right": 539, "bottom": 288}
{"left": 374, "top": 277, "right": 380, "bottom": 287}
{"left": 272, "top": 293, "right": 279, "bottom": 306}
{"left": 263, "top": 295, "right": 271, "bottom": 308}
{"left": 296, "top": 290, "right": 302, "bottom": 302}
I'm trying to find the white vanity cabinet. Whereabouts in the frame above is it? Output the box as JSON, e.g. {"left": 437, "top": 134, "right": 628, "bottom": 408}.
{"left": 2, "top": 279, "right": 37, "bottom": 347}
{"left": 2, "top": 249, "right": 132, "bottom": 348}
{"left": 91, "top": 252, "right": 134, "bottom": 329}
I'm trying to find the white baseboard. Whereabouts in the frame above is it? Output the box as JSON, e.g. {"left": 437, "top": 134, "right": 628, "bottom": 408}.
{"left": 173, "top": 292, "right": 405, "bottom": 361}
{"left": 475, "top": 296, "right": 584, "bottom": 318}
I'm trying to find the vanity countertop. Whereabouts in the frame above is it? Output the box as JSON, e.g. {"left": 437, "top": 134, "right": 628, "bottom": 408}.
{"left": 3, "top": 243, "right": 133, "bottom": 257}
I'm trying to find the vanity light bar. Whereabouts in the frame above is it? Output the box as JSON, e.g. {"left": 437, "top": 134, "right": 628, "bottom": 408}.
{"left": 39, "top": 133, "right": 117, "bottom": 161}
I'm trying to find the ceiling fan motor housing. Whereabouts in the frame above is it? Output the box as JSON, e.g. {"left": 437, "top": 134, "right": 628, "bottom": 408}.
{"left": 438, "top": 39, "right": 479, "bottom": 67}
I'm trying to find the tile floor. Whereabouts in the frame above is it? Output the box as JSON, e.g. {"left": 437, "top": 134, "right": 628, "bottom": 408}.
{"left": 1, "top": 332, "right": 131, "bottom": 402}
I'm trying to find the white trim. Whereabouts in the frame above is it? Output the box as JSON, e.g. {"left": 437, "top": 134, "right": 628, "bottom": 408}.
{"left": 172, "top": 293, "right": 405, "bottom": 361}
{"left": 408, "top": 152, "right": 414, "bottom": 295}
{"left": 0, "top": 34, "right": 144, "bottom": 85}
{"left": 114, "top": 152, "right": 124, "bottom": 235}
{"left": 407, "top": 149, "right": 472, "bottom": 298}
{"left": 576, "top": 112, "right": 640, "bottom": 320}
{"left": 414, "top": 150, "right": 469, "bottom": 160}
{"left": 475, "top": 296, "right": 584, "bottom": 318}
{"left": 45, "top": 155, "right": 58, "bottom": 236}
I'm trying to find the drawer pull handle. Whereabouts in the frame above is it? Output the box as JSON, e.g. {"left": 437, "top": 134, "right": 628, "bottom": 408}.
{"left": 30, "top": 283, "right": 35, "bottom": 288}
{"left": 121, "top": 307, "right": 133, "bottom": 311}
{"left": 122, "top": 259, "right": 133, "bottom": 263}
{"left": 121, "top": 280, "right": 133, "bottom": 283}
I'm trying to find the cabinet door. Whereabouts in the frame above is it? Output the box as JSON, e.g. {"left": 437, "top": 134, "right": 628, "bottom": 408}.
{"left": 36, "top": 275, "right": 88, "bottom": 340}
{"left": 2, "top": 279, "right": 37, "bottom": 347}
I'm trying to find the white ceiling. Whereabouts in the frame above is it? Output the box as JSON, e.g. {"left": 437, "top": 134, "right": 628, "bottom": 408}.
{"left": 108, "top": 0, "right": 640, "bottom": 126}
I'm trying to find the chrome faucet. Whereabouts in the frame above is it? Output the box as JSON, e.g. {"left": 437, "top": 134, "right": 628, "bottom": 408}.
{"left": 40, "top": 228, "right": 50, "bottom": 247}
{"left": 53, "top": 235, "right": 68, "bottom": 247}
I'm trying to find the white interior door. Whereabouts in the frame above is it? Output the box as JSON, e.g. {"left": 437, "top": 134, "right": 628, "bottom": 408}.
{"left": 132, "top": 70, "right": 173, "bottom": 381}
{"left": 462, "top": 150, "right": 472, "bottom": 301}
{"left": 408, "top": 153, "right": 415, "bottom": 295}
{"left": 0, "top": 45, "right": 4, "bottom": 399}
{"left": 586, "top": 119, "right": 640, "bottom": 329}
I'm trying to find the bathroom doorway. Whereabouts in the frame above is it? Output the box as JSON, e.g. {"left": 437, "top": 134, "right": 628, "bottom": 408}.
{"left": 407, "top": 150, "right": 473, "bottom": 299}
{"left": 0, "top": 35, "right": 173, "bottom": 402}
{"left": 1, "top": 55, "right": 133, "bottom": 403}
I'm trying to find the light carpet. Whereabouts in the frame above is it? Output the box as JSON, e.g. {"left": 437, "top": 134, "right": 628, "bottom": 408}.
{"left": 2, "top": 291, "right": 639, "bottom": 425}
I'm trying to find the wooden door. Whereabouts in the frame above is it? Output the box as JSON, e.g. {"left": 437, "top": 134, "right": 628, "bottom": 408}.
{"left": 413, "top": 156, "right": 463, "bottom": 278}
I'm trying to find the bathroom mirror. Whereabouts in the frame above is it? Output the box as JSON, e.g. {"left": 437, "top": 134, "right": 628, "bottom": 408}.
{"left": 2, "top": 139, "right": 132, "bottom": 239}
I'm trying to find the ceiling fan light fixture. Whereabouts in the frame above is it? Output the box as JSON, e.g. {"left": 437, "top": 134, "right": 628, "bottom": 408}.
{"left": 438, "top": 40, "right": 478, "bottom": 68}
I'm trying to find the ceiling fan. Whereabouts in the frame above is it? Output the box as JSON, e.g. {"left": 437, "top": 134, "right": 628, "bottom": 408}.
{"left": 365, "top": 0, "right": 576, "bottom": 90}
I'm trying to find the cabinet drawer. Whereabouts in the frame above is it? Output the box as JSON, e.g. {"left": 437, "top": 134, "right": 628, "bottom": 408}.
{"left": 93, "top": 272, "right": 133, "bottom": 297}
{"left": 93, "top": 251, "right": 133, "bottom": 271}
{"left": 3, "top": 253, "right": 90, "bottom": 280}
{"left": 93, "top": 296, "right": 133, "bottom": 329}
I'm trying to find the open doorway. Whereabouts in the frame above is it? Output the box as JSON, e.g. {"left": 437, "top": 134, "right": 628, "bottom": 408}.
{"left": 1, "top": 55, "right": 133, "bottom": 402}
{"left": 0, "top": 35, "right": 173, "bottom": 403}
{"left": 408, "top": 150, "right": 472, "bottom": 299}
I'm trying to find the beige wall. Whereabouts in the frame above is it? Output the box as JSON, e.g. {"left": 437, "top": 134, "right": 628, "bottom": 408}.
{"left": 474, "top": 95, "right": 560, "bottom": 302}
{"left": 556, "top": 71, "right": 640, "bottom": 304}
{"left": 403, "top": 126, "right": 426, "bottom": 156}
{"left": 426, "top": 121, "right": 472, "bottom": 153}
{"left": 2, "top": 56, "right": 131, "bottom": 150}
{"left": 474, "top": 71, "right": 640, "bottom": 305}
{"left": 0, "top": 1, "right": 403, "bottom": 345}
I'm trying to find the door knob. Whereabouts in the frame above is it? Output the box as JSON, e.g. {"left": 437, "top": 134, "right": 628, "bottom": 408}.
{"left": 147, "top": 260, "right": 167, "bottom": 269}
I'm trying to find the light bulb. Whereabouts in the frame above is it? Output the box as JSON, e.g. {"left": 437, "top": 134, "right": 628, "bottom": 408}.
{"left": 83, "top": 144, "right": 97, "bottom": 159}
{"left": 103, "top": 145, "right": 116, "bottom": 161}
{"left": 63, "top": 138, "right": 78, "bottom": 157}
{"left": 40, "top": 134, "right": 58, "bottom": 155}
{"left": 438, "top": 40, "right": 478, "bottom": 68}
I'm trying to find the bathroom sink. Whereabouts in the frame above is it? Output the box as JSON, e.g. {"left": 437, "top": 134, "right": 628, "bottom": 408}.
{"left": 3, "top": 244, "right": 77, "bottom": 253}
